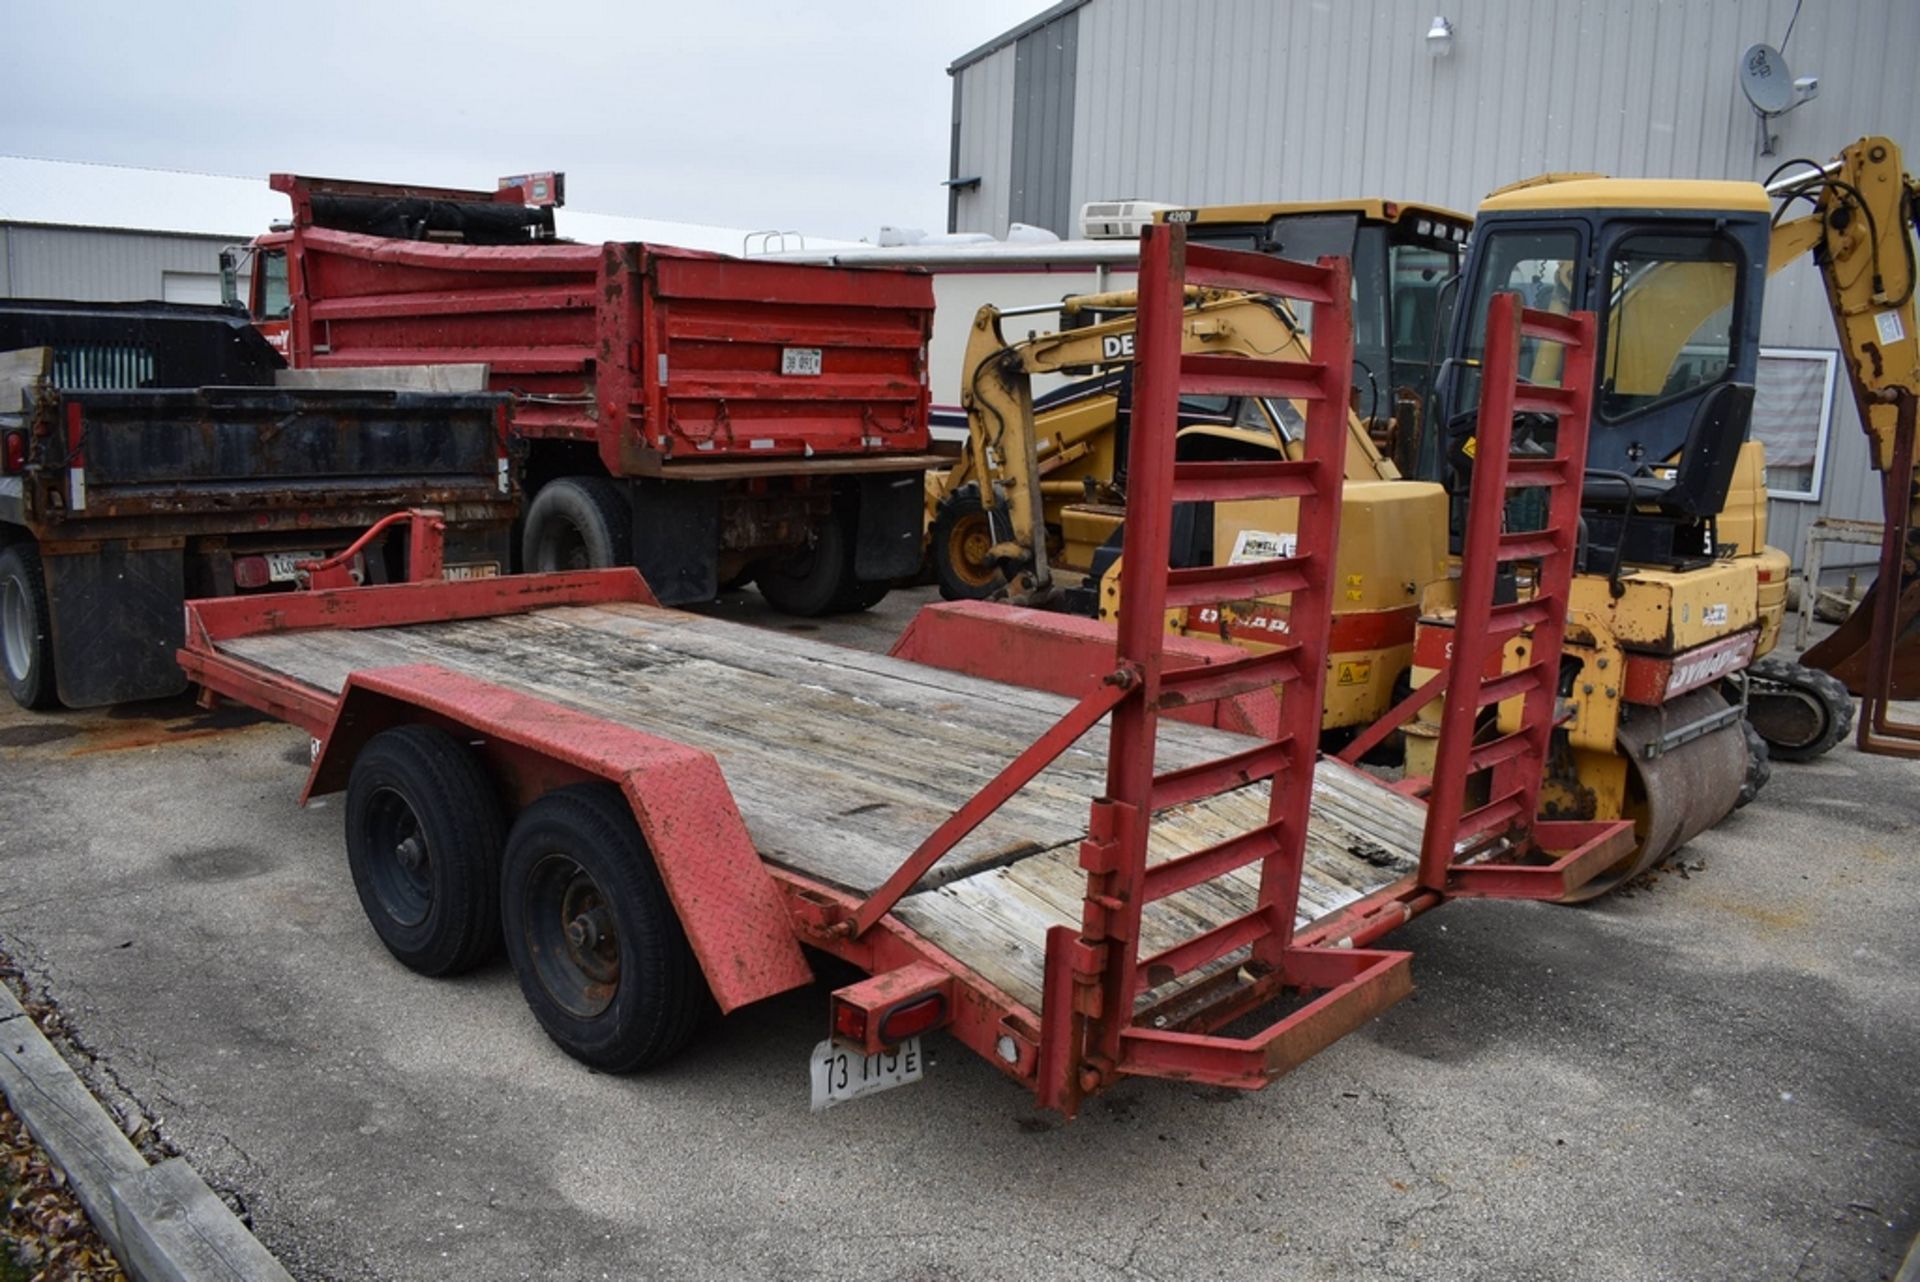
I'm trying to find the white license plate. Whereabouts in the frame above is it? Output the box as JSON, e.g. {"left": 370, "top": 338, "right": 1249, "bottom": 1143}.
{"left": 264, "top": 551, "right": 323, "bottom": 583}
{"left": 444, "top": 562, "right": 501, "bottom": 581}
{"left": 781, "top": 346, "right": 823, "bottom": 376}
{"left": 809, "top": 1037, "right": 923, "bottom": 1112}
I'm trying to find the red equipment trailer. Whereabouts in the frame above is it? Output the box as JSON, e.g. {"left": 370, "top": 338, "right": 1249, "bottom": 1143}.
{"left": 180, "top": 230, "right": 1631, "bottom": 1115}
{"left": 239, "top": 172, "right": 944, "bottom": 614}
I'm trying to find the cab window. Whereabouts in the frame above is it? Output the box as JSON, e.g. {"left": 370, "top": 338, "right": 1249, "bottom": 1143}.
{"left": 252, "top": 249, "right": 291, "bottom": 322}
{"left": 1598, "top": 231, "right": 1738, "bottom": 421}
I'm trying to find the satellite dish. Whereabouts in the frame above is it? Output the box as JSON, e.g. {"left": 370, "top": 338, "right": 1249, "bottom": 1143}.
{"left": 1740, "top": 43, "right": 1795, "bottom": 115}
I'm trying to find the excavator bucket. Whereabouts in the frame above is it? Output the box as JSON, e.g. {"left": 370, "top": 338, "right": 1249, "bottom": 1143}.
{"left": 1802, "top": 391, "right": 1920, "bottom": 757}
{"left": 1801, "top": 573, "right": 1920, "bottom": 700}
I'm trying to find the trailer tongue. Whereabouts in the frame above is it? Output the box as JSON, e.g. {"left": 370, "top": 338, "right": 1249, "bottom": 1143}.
{"left": 179, "top": 232, "right": 1630, "bottom": 1115}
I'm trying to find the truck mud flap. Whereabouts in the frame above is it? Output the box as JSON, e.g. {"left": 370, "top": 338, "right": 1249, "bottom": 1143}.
{"left": 43, "top": 541, "right": 186, "bottom": 707}
{"left": 853, "top": 471, "right": 925, "bottom": 582}
{"left": 628, "top": 478, "right": 718, "bottom": 606}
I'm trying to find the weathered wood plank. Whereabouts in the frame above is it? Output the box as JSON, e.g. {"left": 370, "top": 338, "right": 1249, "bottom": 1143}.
{"left": 217, "top": 600, "right": 1426, "bottom": 1015}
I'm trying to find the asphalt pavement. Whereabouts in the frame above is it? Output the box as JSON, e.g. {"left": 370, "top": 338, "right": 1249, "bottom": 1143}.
{"left": 0, "top": 585, "right": 1914, "bottom": 1281}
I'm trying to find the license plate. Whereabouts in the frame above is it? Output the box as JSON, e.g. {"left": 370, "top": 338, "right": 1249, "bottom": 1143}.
{"left": 264, "top": 551, "right": 322, "bottom": 583}
{"left": 809, "top": 1037, "right": 923, "bottom": 1112}
{"left": 444, "top": 562, "right": 500, "bottom": 581}
{"left": 781, "top": 346, "right": 823, "bottom": 376}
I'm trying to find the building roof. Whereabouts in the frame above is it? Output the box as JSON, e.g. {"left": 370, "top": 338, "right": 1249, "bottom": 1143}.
{"left": 0, "top": 155, "right": 859, "bottom": 255}
{"left": 949, "top": 0, "right": 1091, "bottom": 73}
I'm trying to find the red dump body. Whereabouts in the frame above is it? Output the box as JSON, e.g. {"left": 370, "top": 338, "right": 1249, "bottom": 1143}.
{"left": 263, "top": 180, "right": 936, "bottom": 481}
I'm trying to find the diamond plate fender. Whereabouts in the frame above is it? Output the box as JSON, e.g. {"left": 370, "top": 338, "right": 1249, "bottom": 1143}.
{"left": 304, "top": 663, "right": 814, "bottom": 1013}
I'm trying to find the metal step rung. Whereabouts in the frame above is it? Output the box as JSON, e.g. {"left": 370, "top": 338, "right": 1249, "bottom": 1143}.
{"left": 1520, "top": 310, "right": 1588, "bottom": 346}
{"left": 1504, "top": 457, "right": 1570, "bottom": 487}
{"left": 1456, "top": 788, "right": 1528, "bottom": 841}
{"left": 1142, "top": 821, "right": 1287, "bottom": 903}
{"left": 1495, "top": 529, "right": 1564, "bottom": 562}
{"left": 1475, "top": 662, "right": 1545, "bottom": 708}
{"left": 1179, "top": 354, "right": 1327, "bottom": 403}
{"left": 1182, "top": 244, "right": 1339, "bottom": 304}
{"left": 1169, "top": 458, "right": 1318, "bottom": 503}
{"left": 1163, "top": 557, "right": 1310, "bottom": 610}
{"left": 1487, "top": 599, "right": 1553, "bottom": 636}
{"left": 1513, "top": 384, "right": 1578, "bottom": 417}
{"left": 1132, "top": 907, "right": 1273, "bottom": 995}
{"left": 1149, "top": 738, "right": 1293, "bottom": 811}
{"left": 1157, "top": 644, "right": 1302, "bottom": 708}
{"left": 1467, "top": 729, "right": 1536, "bottom": 774}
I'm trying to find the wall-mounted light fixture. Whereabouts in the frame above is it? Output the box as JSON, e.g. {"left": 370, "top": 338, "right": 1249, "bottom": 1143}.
{"left": 1426, "top": 15, "right": 1454, "bottom": 57}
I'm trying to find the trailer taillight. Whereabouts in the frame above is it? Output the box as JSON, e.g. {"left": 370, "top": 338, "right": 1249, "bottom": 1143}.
{"left": 828, "top": 962, "right": 953, "bottom": 1054}
{"left": 877, "top": 994, "right": 946, "bottom": 1043}
{"left": 2, "top": 431, "right": 24, "bottom": 473}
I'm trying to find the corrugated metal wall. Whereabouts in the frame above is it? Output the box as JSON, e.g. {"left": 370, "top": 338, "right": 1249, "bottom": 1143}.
{"left": 0, "top": 224, "right": 241, "bottom": 303}
{"left": 950, "top": 43, "right": 1020, "bottom": 239}
{"left": 951, "top": 0, "right": 1920, "bottom": 566}
{"left": 1008, "top": 8, "right": 1081, "bottom": 235}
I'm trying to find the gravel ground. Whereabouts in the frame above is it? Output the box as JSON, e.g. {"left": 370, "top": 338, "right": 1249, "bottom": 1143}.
{"left": 0, "top": 585, "right": 1913, "bottom": 1281}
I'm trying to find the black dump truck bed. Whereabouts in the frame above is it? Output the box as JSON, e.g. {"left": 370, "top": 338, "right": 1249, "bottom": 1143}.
{"left": 0, "top": 299, "right": 517, "bottom": 708}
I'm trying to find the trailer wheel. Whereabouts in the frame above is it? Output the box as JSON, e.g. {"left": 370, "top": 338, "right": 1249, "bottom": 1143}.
{"left": 502, "top": 783, "right": 706, "bottom": 1072}
{"left": 0, "top": 544, "right": 58, "bottom": 710}
{"left": 344, "top": 725, "right": 505, "bottom": 976}
{"left": 522, "top": 478, "right": 631, "bottom": 572}
{"left": 754, "top": 515, "right": 853, "bottom": 617}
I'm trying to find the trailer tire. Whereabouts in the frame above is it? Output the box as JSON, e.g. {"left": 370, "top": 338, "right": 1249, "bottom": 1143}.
{"left": 521, "top": 478, "right": 631, "bottom": 572}
{"left": 343, "top": 725, "right": 505, "bottom": 976}
{"left": 0, "top": 543, "right": 58, "bottom": 710}
{"left": 755, "top": 515, "right": 854, "bottom": 618}
{"left": 502, "top": 782, "right": 707, "bottom": 1072}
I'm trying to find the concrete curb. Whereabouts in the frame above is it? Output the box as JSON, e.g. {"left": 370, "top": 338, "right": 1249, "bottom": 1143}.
{"left": 0, "top": 983, "right": 293, "bottom": 1282}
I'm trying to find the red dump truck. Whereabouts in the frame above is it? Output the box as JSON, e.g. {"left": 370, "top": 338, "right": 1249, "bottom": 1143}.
{"left": 234, "top": 173, "right": 942, "bottom": 612}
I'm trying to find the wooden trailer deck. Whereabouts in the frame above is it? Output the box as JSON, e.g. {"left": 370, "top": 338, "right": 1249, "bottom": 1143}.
{"left": 217, "top": 601, "right": 1425, "bottom": 1013}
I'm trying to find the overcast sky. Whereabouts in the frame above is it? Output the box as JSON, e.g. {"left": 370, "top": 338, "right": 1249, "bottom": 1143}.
{"left": 1, "top": 0, "right": 1048, "bottom": 240}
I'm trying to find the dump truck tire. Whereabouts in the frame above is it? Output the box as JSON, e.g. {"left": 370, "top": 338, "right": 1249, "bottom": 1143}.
{"left": 521, "top": 478, "right": 631, "bottom": 573}
{"left": 756, "top": 515, "right": 854, "bottom": 617}
{"left": 0, "top": 544, "right": 57, "bottom": 710}
{"left": 344, "top": 725, "right": 505, "bottom": 976}
{"left": 501, "top": 782, "right": 707, "bottom": 1072}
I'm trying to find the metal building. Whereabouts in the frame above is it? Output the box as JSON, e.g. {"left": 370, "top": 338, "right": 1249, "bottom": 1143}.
{"left": 0, "top": 156, "right": 856, "bottom": 304}
{"left": 0, "top": 158, "right": 274, "bottom": 304}
{"left": 946, "top": 0, "right": 1920, "bottom": 568}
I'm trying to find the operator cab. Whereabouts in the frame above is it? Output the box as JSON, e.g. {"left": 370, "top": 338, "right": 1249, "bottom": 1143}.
{"left": 1169, "top": 199, "right": 1471, "bottom": 474}
{"left": 1428, "top": 178, "right": 1773, "bottom": 569}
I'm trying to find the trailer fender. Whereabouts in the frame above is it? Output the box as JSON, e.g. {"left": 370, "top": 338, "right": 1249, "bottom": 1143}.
{"left": 304, "top": 664, "right": 813, "bottom": 1013}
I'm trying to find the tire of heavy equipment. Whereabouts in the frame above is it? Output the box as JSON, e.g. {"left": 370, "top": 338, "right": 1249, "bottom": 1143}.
{"left": 521, "top": 477, "right": 631, "bottom": 572}
{"left": 756, "top": 513, "right": 859, "bottom": 617}
{"left": 0, "top": 543, "right": 58, "bottom": 710}
{"left": 1737, "top": 718, "right": 1771, "bottom": 809}
{"left": 929, "top": 487, "right": 1006, "bottom": 602}
{"left": 1743, "top": 655, "right": 1854, "bottom": 762}
{"left": 501, "top": 783, "right": 707, "bottom": 1072}
{"left": 343, "top": 725, "right": 506, "bottom": 976}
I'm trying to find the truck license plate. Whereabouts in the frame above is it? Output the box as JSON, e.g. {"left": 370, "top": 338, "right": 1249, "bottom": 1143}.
{"left": 444, "top": 562, "right": 501, "bottom": 581}
{"left": 264, "top": 551, "right": 322, "bottom": 583}
{"left": 809, "top": 1037, "right": 923, "bottom": 1111}
{"left": 781, "top": 346, "right": 823, "bottom": 376}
